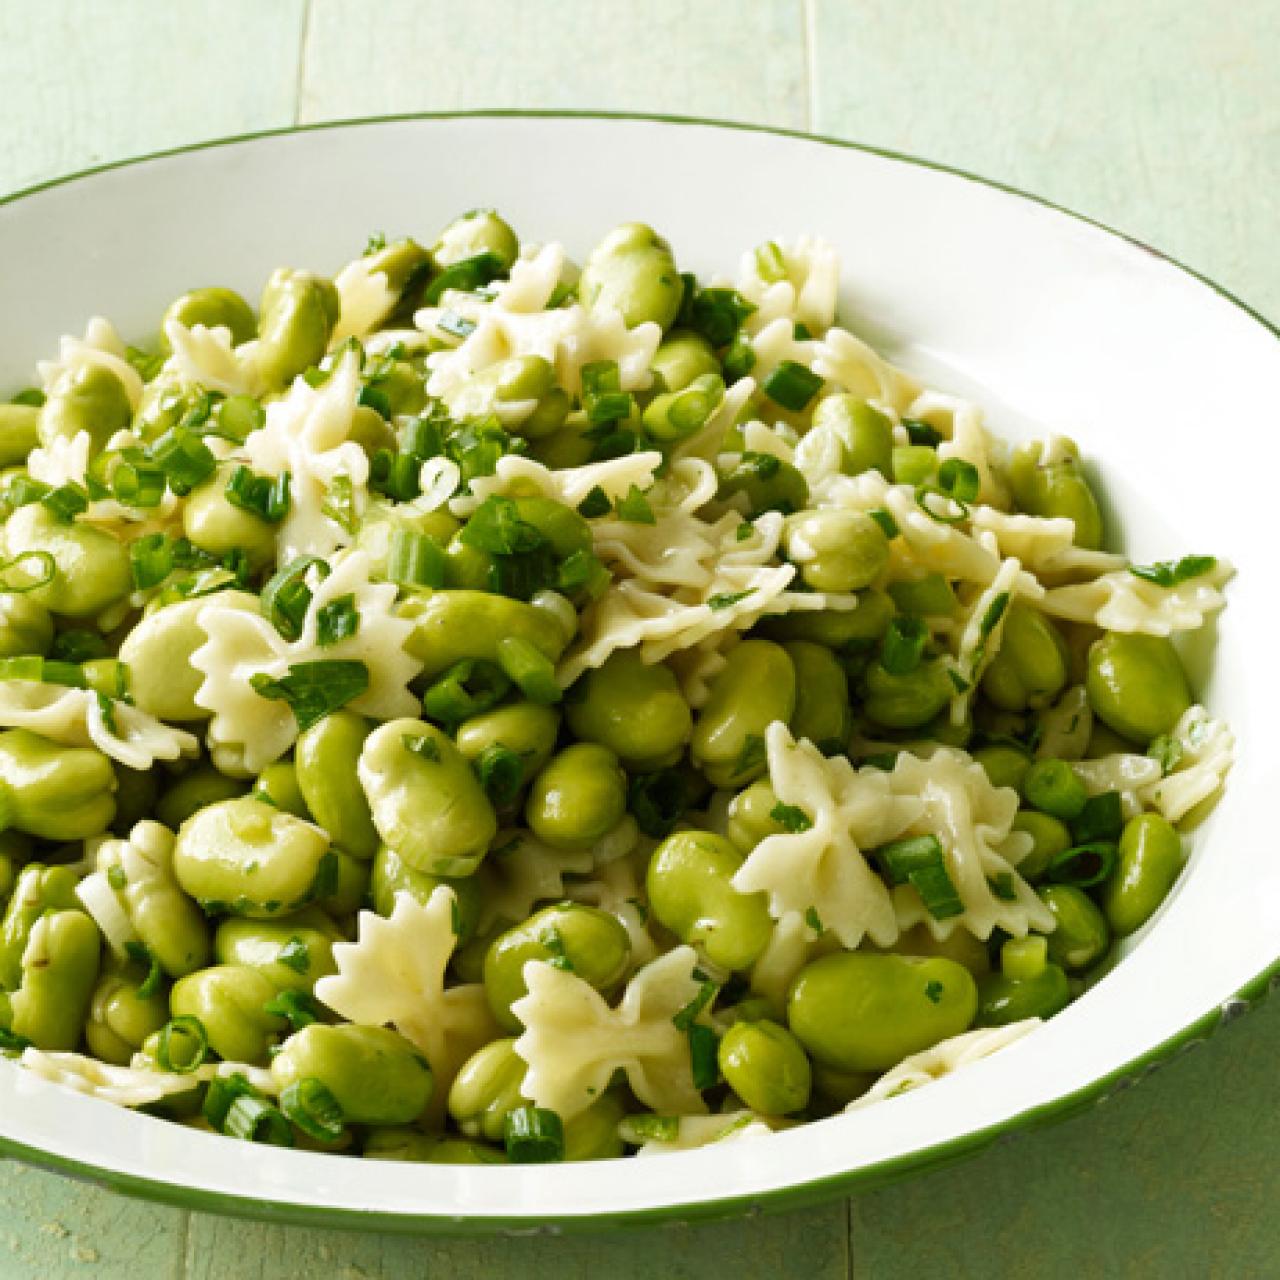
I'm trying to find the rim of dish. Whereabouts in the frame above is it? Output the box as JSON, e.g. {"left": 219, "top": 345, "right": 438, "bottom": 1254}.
{"left": 0, "top": 108, "right": 1276, "bottom": 1234}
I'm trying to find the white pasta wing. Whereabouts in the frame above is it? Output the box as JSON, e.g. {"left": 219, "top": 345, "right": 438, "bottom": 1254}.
{"left": 476, "top": 831, "right": 594, "bottom": 934}
{"left": 0, "top": 680, "right": 198, "bottom": 770}
{"left": 969, "top": 507, "right": 1124, "bottom": 578}
{"left": 811, "top": 326, "right": 920, "bottom": 413}
{"left": 732, "top": 722, "right": 917, "bottom": 948}
{"left": 1035, "top": 685, "right": 1092, "bottom": 762}
{"left": 737, "top": 235, "right": 840, "bottom": 334}
{"left": 161, "top": 321, "right": 263, "bottom": 398}
{"left": 1039, "top": 561, "right": 1233, "bottom": 635}
{"left": 1140, "top": 705, "right": 1235, "bottom": 824}
{"left": 846, "top": 1019, "right": 1042, "bottom": 1110}
{"left": 452, "top": 451, "right": 663, "bottom": 517}
{"left": 1071, "top": 754, "right": 1162, "bottom": 820}
{"left": 887, "top": 749, "right": 1054, "bottom": 940}
{"left": 315, "top": 887, "right": 482, "bottom": 1078}
{"left": 25, "top": 429, "right": 93, "bottom": 489}
{"left": 331, "top": 257, "right": 400, "bottom": 343}
{"left": 747, "top": 909, "right": 833, "bottom": 1014}
{"left": 191, "top": 549, "right": 421, "bottom": 775}
{"left": 37, "top": 317, "right": 144, "bottom": 410}
{"left": 511, "top": 945, "right": 707, "bottom": 1121}
{"left": 241, "top": 347, "right": 371, "bottom": 559}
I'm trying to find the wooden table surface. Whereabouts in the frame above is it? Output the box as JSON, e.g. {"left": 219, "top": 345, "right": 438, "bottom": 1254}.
{"left": 3, "top": 3, "right": 1279, "bottom": 1275}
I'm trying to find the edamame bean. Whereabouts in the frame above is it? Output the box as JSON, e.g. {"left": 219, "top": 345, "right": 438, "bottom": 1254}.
{"left": 160, "top": 287, "right": 257, "bottom": 347}
{"left": 811, "top": 395, "right": 894, "bottom": 478}
{"left": 0, "top": 730, "right": 116, "bottom": 840}
{"left": 725, "top": 778, "right": 785, "bottom": 853}
{"left": 1085, "top": 633, "right": 1191, "bottom": 743}
{"left": 447, "top": 1036, "right": 527, "bottom": 1141}
{"left": 783, "top": 509, "right": 889, "bottom": 593}
{"left": 85, "top": 963, "right": 170, "bottom": 1064}
{"left": 272, "top": 1023, "right": 433, "bottom": 1126}
{"left": 891, "top": 444, "right": 936, "bottom": 486}
{"left": 172, "top": 796, "right": 334, "bottom": 917}
{"left": 2, "top": 909, "right": 100, "bottom": 1050}
{"left": 0, "top": 404, "right": 38, "bottom": 468}
{"left": 316, "top": 849, "right": 368, "bottom": 919}
{"left": 786, "top": 952, "right": 977, "bottom": 1073}
{"left": 888, "top": 574, "right": 957, "bottom": 618}
{"left": 252, "top": 760, "right": 309, "bottom": 819}
{"left": 563, "top": 1090, "right": 627, "bottom": 1161}
{"left": 484, "top": 902, "right": 631, "bottom": 1031}
{"left": 718, "top": 1018, "right": 811, "bottom": 1115}
{"left": 369, "top": 845, "right": 481, "bottom": 942}
{"left": 1039, "top": 885, "right": 1110, "bottom": 971}
{"left": 976, "top": 946, "right": 1071, "bottom": 1025}
{"left": 1008, "top": 439, "right": 1104, "bottom": 549}
{"left": 578, "top": 223, "right": 682, "bottom": 330}
{"left": 861, "top": 659, "right": 952, "bottom": 730}
{"left": 0, "top": 864, "right": 81, "bottom": 989}
{"left": 182, "top": 468, "right": 278, "bottom": 570}
{"left": 691, "top": 639, "right": 795, "bottom": 788}
{"left": 358, "top": 719, "right": 497, "bottom": 876}
{"left": 718, "top": 452, "right": 809, "bottom": 517}
{"left": 401, "top": 590, "right": 568, "bottom": 678}
{"left": 155, "top": 767, "right": 249, "bottom": 830}
{"left": 0, "top": 594, "right": 53, "bottom": 658}
{"left": 255, "top": 268, "right": 340, "bottom": 390}
{"left": 294, "top": 711, "right": 379, "bottom": 860}
{"left": 38, "top": 363, "right": 133, "bottom": 453}
{"left": 1022, "top": 758, "right": 1088, "bottom": 820}
{"left": 973, "top": 744, "right": 1031, "bottom": 792}
{"left": 647, "top": 831, "right": 774, "bottom": 972}
{"left": 524, "top": 743, "right": 627, "bottom": 850}
{"left": 650, "top": 330, "right": 719, "bottom": 393}
{"left": 784, "top": 641, "right": 851, "bottom": 754}
{"left": 432, "top": 209, "right": 520, "bottom": 271}
{"left": 454, "top": 703, "right": 561, "bottom": 790}
{"left": 5, "top": 504, "right": 131, "bottom": 619}
{"left": 214, "top": 910, "right": 339, "bottom": 991}
{"left": 565, "top": 650, "right": 691, "bottom": 770}
{"left": 889, "top": 923, "right": 991, "bottom": 976}
{"left": 1101, "top": 812, "right": 1183, "bottom": 936}
{"left": 170, "top": 963, "right": 285, "bottom": 1063}
{"left": 760, "top": 589, "right": 894, "bottom": 650}
{"left": 1012, "top": 810, "right": 1072, "bottom": 882}
{"left": 980, "top": 603, "right": 1069, "bottom": 712}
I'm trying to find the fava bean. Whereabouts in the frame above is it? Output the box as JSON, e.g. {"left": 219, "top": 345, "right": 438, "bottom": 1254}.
{"left": 783, "top": 509, "right": 889, "bottom": 593}
{"left": 182, "top": 468, "right": 278, "bottom": 571}
{"left": 650, "top": 330, "right": 719, "bottom": 393}
{"left": 888, "top": 574, "right": 957, "bottom": 618}
{"left": 0, "top": 730, "right": 116, "bottom": 841}
{"left": 812, "top": 395, "right": 894, "bottom": 478}
{"left": 1008, "top": 439, "right": 1104, "bottom": 550}
{"left": 1085, "top": 632, "right": 1191, "bottom": 743}
{"left": 0, "top": 864, "right": 81, "bottom": 989}
{"left": 38, "top": 362, "right": 133, "bottom": 453}
{"left": 402, "top": 590, "right": 567, "bottom": 678}
{"left": 432, "top": 209, "right": 520, "bottom": 272}
{"left": 861, "top": 658, "right": 952, "bottom": 730}
{"left": 454, "top": 703, "right": 561, "bottom": 790}
{"left": 369, "top": 845, "right": 481, "bottom": 943}
{"left": 718, "top": 452, "right": 809, "bottom": 517}
{"left": 294, "top": 711, "right": 379, "bottom": 859}
{"left": 718, "top": 1017, "right": 811, "bottom": 1115}
{"left": 1101, "top": 812, "right": 1183, "bottom": 936}
{"left": 0, "top": 594, "right": 53, "bottom": 658}
{"left": 1040, "top": 884, "right": 1110, "bottom": 971}
{"left": 5, "top": 504, "right": 131, "bottom": 619}
{"left": 981, "top": 603, "right": 1069, "bottom": 712}
{"left": 155, "top": 767, "right": 249, "bottom": 830}
{"left": 2, "top": 909, "right": 100, "bottom": 1050}
{"left": 0, "top": 404, "right": 38, "bottom": 468}
{"left": 563, "top": 1090, "right": 627, "bottom": 1161}
{"left": 889, "top": 923, "right": 991, "bottom": 977}
{"left": 976, "top": 955, "right": 1071, "bottom": 1025}
{"left": 524, "top": 743, "right": 627, "bottom": 850}
{"left": 111, "top": 765, "right": 159, "bottom": 834}
{"left": 973, "top": 744, "right": 1031, "bottom": 792}
{"left": 255, "top": 268, "right": 340, "bottom": 390}
{"left": 1012, "top": 810, "right": 1073, "bottom": 882}
{"left": 725, "top": 778, "right": 785, "bottom": 854}
{"left": 170, "top": 963, "right": 285, "bottom": 1063}
{"left": 160, "top": 287, "right": 257, "bottom": 347}
{"left": 214, "top": 910, "right": 339, "bottom": 991}
{"left": 85, "top": 963, "right": 170, "bottom": 1064}
{"left": 760, "top": 589, "right": 894, "bottom": 650}
{"left": 447, "top": 1036, "right": 527, "bottom": 1142}
{"left": 784, "top": 641, "right": 851, "bottom": 753}
{"left": 578, "top": 223, "right": 682, "bottom": 330}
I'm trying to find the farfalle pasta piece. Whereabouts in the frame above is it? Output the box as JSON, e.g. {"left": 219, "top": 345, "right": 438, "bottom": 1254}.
{"left": 161, "top": 320, "right": 263, "bottom": 398}
{"left": 747, "top": 909, "right": 835, "bottom": 1015}
{"left": 732, "top": 722, "right": 919, "bottom": 948}
{"left": 811, "top": 326, "right": 920, "bottom": 413}
{"left": 737, "top": 234, "right": 840, "bottom": 335}
{"left": 331, "top": 257, "right": 401, "bottom": 344}
{"left": 1140, "top": 705, "right": 1235, "bottom": 824}
{"left": 886, "top": 750, "right": 1053, "bottom": 940}
{"left": 969, "top": 506, "right": 1124, "bottom": 579}
{"left": 846, "top": 1019, "right": 1042, "bottom": 1110}
{"left": 1039, "top": 560, "right": 1233, "bottom": 636}
{"left": 1035, "top": 685, "right": 1093, "bottom": 762}
{"left": 0, "top": 680, "right": 198, "bottom": 770}
{"left": 476, "top": 831, "right": 594, "bottom": 934}
{"left": 511, "top": 944, "right": 708, "bottom": 1121}
{"left": 452, "top": 450, "right": 663, "bottom": 517}
{"left": 191, "top": 549, "right": 421, "bottom": 775}
{"left": 37, "top": 317, "right": 144, "bottom": 410}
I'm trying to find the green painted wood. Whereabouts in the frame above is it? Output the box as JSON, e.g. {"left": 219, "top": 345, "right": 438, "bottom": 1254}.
{"left": 809, "top": 0, "right": 1280, "bottom": 322}
{"left": 0, "top": 0, "right": 307, "bottom": 195}
{"left": 298, "top": 0, "right": 808, "bottom": 128}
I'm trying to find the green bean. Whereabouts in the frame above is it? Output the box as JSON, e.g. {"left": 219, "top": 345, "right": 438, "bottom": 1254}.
{"left": 1008, "top": 439, "right": 1104, "bottom": 549}
{"left": 5, "top": 504, "right": 131, "bottom": 619}
{"left": 272, "top": 1023, "right": 433, "bottom": 1126}
{"left": 294, "top": 711, "right": 379, "bottom": 860}
{"left": 647, "top": 830, "right": 774, "bottom": 972}
{"left": 981, "top": 603, "right": 1069, "bottom": 712}
{"left": 160, "top": 287, "right": 257, "bottom": 347}
{"left": 358, "top": 719, "right": 497, "bottom": 876}
{"left": 1101, "top": 812, "right": 1183, "bottom": 936}
{"left": 0, "top": 404, "right": 39, "bottom": 468}
{"left": 861, "top": 658, "right": 952, "bottom": 730}
{"left": 155, "top": 767, "right": 250, "bottom": 830}
{"left": 783, "top": 641, "right": 851, "bottom": 753}
{"left": 578, "top": 223, "right": 682, "bottom": 330}
{"left": 524, "top": 743, "right": 627, "bottom": 849}
{"left": 171, "top": 796, "right": 333, "bottom": 918}
{"left": 214, "top": 910, "right": 339, "bottom": 991}
{"left": 650, "top": 330, "right": 719, "bottom": 393}
{"left": 85, "top": 962, "right": 170, "bottom": 1065}
{"left": 401, "top": 590, "right": 568, "bottom": 679}
{"left": 783, "top": 509, "right": 889, "bottom": 593}
{"left": 691, "top": 639, "right": 795, "bottom": 788}
{"left": 170, "top": 963, "right": 285, "bottom": 1063}
{"left": 565, "top": 650, "right": 691, "bottom": 770}
{"left": 369, "top": 844, "right": 481, "bottom": 942}
{"left": 812, "top": 395, "right": 894, "bottom": 477}
{"left": 718, "top": 453, "right": 809, "bottom": 517}
{"left": 484, "top": 902, "right": 631, "bottom": 1031}
{"left": 718, "top": 1018, "right": 811, "bottom": 1115}
{"left": 1039, "top": 884, "right": 1110, "bottom": 971}
{"left": 447, "top": 1036, "right": 527, "bottom": 1142}
{"left": 1085, "top": 633, "right": 1191, "bottom": 743}
{"left": 1, "top": 909, "right": 100, "bottom": 1049}
{"left": 255, "top": 268, "right": 340, "bottom": 390}
{"left": 38, "top": 362, "right": 133, "bottom": 453}
{"left": 0, "top": 730, "right": 116, "bottom": 841}
{"left": 787, "top": 952, "right": 977, "bottom": 1072}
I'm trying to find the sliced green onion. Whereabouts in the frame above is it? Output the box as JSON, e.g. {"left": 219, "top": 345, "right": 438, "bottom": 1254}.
{"left": 9, "top": 387, "right": 44, "bottom": 408}
{"left": 672, "top": 980, "right": 718, "bottom": 1033}
{"left": 496, "top": 636, "right": 561, "bottom": 704}
{"left": 1046, "top": 841, "right": 1117, "bottom": 888}
{"left": 761, "top": 360, "right": 822, "bottom": 411}
{"left": 42, "top": 660, "right": 88, "bottom": 688}
{"left": 422, "top": 659, "right": 511, "bottom": 724}
{"left": 315, "top": 594, "right": 360, "bottom": 648}
{"left": 503, "top": 1105, "right": 565, "bottom": 1163}
{"left": 721, "top": 332, "right": 756, "bottom": 383}
{"left": 224, "top": 1096, "right": 294, "bottom": 1146}
{"left": 422, "top": 251, "right": 505, "bottom": 305}
{"left": 386, "top": 528, "right": 445, "bottom": 588}
{"left": 1071, "top": 790, "right": 1124, "bottom": 845}
{"left": 1002, "top": 935, "right": 1049, "bottom": 981}
{"left": 129, "top": 534, "right": 173, "bottom": 591}
{"left": 1128, "top": 554, "right": 1217, "bottom": 588}
{"left": 369, "top": 449, "right": 422, "bottom": 502}
{"left": 149, "top": 427, "right": 216, "bottom": 496}
{"left": 225, "top": 465, "right": 291, "bottom": 523}
{"left": 616, "top": 484, "right": 656, "bottom": 525}
{"left": 877, "top": 834, "right": 964, "bottom": 920}
{"left": 6, "top": 475, "right": 51, "bottom": 508}
{"left": 556, "top": 549, "right": 610, "bottom": 599}
{"left": 127, "top": 943, "right": 164, "bottom": 999}
{"left": 979, "top": 591, "right": 1011, "bottom": 640}
{"left": 0, "top": 656, "right": 44, "bottom": 681}
{"left": 902, "top": 418, "right": 944, "bottom": 447}
{"left": 459, "top": 495, "right": 545, "bottom": 556}
{"left": 39, "top": 482, "right": 89, "bottom": 523}
{"left": 110, "top": 457, "right": 167, "bottom": 507}
{"left": 474, "top": 743, "right": 525, "bottom": 807}
{"left": 576, "top": 486, "right": 612, "bottom": 519}
{"left": 250, "top": 659, "right": 370, "bottom": 731}
{"left": 937, "top": 457, "right": 980, "bottom": 504}
{"left": 686, "top": 287, "right": 755, "bottom": 348}
{"left": 276, "top": 936, "right": 310, "bottom": 975}
{"left": 401, "top": 415, "right": 444, "bottom": 460}
{"left": 987, "top": 871, "right": 1017, "bottom": 902}
{"left": 0, "top": 550, "right": 56, "bottom": 594}
{"left": 0, "top": 1028, "right": 32, "bottom": 1053}
{"left": 687, "top": 1022, "right": 719, "bottom": 1090}
{"left": 358, "top": 384, "right": 392, "bottom": 418}
{"left": 627, "top": 769, "right": 689, "bottom": 839}
{"left": 260, "top": 556, "right": 329, "bottom": 642}
{"left": 263, "top": 989, "right": 322, "bottom": 1031}
{"left": 580, "top": 360, "right": 633, "bottom": 424}
{"left": 279, "top": 1078, "right": 345, "bottom": 1143}
{"left": 868, "top": 508, "right": 899, "bottom": 539}
{"left": 880, "top": 615, "right": 928, "bottom": 675}
{"left": 915, "top": 484, "right": 969, "bottom": 525}
{"left": 321, "top": 474, "right": 358, "bottom": 534}
{"left": 213, "top": 394, "right": 265, "bottom": 443}
{"left": 155, "top": 1015, "right": 208, "bottom": 1074}
{"left": 202, "top": 1073, "right": 260, "bottom": 1129}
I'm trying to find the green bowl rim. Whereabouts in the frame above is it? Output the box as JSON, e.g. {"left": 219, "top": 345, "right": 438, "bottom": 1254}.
{"left": 0, "top": 107, "right": 1275, "bottom": 1235}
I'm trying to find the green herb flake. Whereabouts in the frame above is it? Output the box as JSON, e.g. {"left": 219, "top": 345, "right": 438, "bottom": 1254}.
{"left": 707, "top": 589, "right": 753, "bottom": 612}
{"left": 731, "top": 733, "right": 767, "bottom": 779}
{"left": 804, "top": 906, "right": 825, "bottom": 936}
{"left": 672, "top": 980, "right": 718, "bottom": 1032}
{"left": 979, "top": 591, "right": 1011, "bottom": 639}
{"left": 616, "top": 484, "right": 656, "bottom": 525}
{"left": 576, "top": 486, "right": 612, "bottom": 519}
{"left": 924, "top": 980, "right": 945, "bottom": 1005}
{"left": 402, "top": 733, "right": 442, "bottom": 762}
{"left": 249, "top": 659, "right": 370, "bottom": 732}
{"left": 1128, "top": 554, "right": 1217, "bottom": 589}
{"left": 987, "top": 872, "right": 1017, "bottom": 902}
{"left": 770, "top": 801, "right": 813, "bottom": 833}
{"left": 276, "top": 937, "right": 311, "bottom": 975}
{"left": 315, "top": 594, "right": 360, "bottom": 648}
{"left": 539, "top": 925, "right": 575, "bottom": 972}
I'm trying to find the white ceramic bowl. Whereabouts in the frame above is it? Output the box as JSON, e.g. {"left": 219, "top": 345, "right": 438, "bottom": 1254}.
{"left": 1, "top": 113, "right": 1277, "bottom": 1232}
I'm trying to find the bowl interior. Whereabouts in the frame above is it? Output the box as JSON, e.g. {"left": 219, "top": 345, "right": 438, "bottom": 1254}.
{"left": 1, "top": 114, "right": 1278, "bottom": 1230}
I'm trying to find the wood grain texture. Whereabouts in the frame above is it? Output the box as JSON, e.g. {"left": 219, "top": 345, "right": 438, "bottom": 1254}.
{"left": 298, "top": 0, "right": 808, "bottom": 128}
{"left": 0, "top": 0, "right": 307, "bottom": 194}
